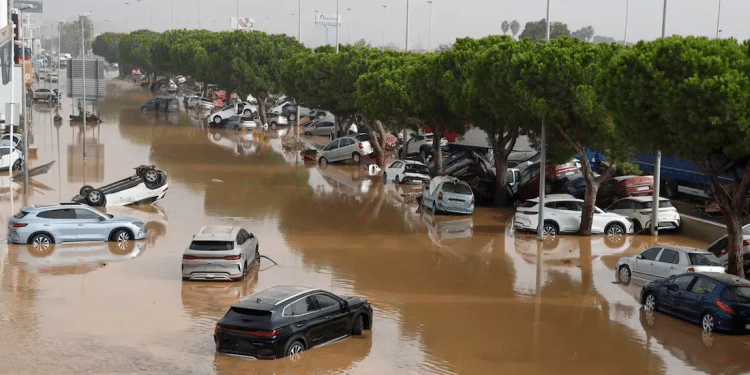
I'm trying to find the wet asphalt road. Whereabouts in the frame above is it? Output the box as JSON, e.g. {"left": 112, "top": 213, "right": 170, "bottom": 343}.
{"left": 1, "top": 77, "right": 750, "bottom": 375}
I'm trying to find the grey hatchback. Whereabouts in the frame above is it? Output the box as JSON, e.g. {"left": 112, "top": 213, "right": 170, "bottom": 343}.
{"left": 8, "top": 203, "right": 147, "bottom": 245}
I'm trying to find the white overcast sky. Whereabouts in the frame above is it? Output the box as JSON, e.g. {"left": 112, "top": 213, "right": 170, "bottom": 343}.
{"left": 35, "top": 0, "right": 747, "bottom": 49}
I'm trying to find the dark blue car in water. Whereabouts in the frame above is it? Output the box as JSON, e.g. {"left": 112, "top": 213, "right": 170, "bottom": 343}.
{"left": 641, "top": 272, "right": 750, "bottom": 333}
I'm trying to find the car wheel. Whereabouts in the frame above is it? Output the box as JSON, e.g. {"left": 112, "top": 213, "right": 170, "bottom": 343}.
{"left": 143, "top": 169, "right": 160, "bottom": 184}
{"left": 29, "top": 233, "right": 53, "bottom": 248}
{"left": 352, "top": 153, "right": 361, "bottom": 164}
{"left": 319, "top": 157, "right": 328, "bottom": 167}
{"left": 304, "top": 131, "right": 312, "bottom": 136}
{"left": 12, "top": 159, "right": 22, "bottom": 171}
{"left": 701, "top": 312, "right": 716, "bottom": 332}
{"left": 665, "top": 180, "right": 680, "bottom": 199}
{"left": 213, "top": 115, "right": 222, "bottom": 124}
{"left": 243, "top": 109, "right": 251, "bottom": 115}
{"left": 542, "top": 222, "right": 558, "bottom": 237}
{"left": 644, "top": 292, "right": 658, "bottom": 312}
{"left": 79, "top": 185, "right": 94, "bottom": 196}
{"left": 288, "top": 112, "right": 296, "bottom": 121}
{"left": 618, "top": 265, "right": 631, "bottom": 285}
{"left": 605, "top": 223, "right": 625, "bottom": 236}
{"left": 86, "top": 189, "right": 105, "bottom": 206}
{"left": 270, "top": 122, "right": 278, "bottom": 130}
{"left": 352, "top": 315, "right": 364, "bottom": 336}
{"left": 285, "top": 340, "right": 305, "bottom": 359}
{"left": 113, "top": 229, "right": 132, "bottom": 242}
{"left": 212, "top": 132, "right": 222, "bottom": 141}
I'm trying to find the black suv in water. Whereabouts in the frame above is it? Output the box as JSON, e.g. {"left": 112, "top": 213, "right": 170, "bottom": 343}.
{"left": 214, "top": 285, "right": 373, "bottom": 359}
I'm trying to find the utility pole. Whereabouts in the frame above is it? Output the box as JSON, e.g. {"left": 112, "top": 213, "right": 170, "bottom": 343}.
{"left": 536, "top": 0, "right": 551, "bottom": 239}
{"left": 427, "top": 1, "right": 433, "bottom": 51}
{"left": 81, "top": 14, "right": 87, "bottom": 161}
{"left": 715, "top": 0, "right": 722, "bottom": 39}
{"left": 651, "top": 0, "right": 667, "bottom": 236}
{"left": 405, "top": 0, "right": 409, "bottom": 51}
{"left": 335, "top": 0, "right": 339, "bottom": 52}
{"left": 623, "top": 0, "right": 629, "bottom": 45}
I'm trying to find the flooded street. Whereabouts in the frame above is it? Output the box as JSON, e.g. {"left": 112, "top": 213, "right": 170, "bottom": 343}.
{"left": 3, "top": 78, "right": 750, "bottom": 375}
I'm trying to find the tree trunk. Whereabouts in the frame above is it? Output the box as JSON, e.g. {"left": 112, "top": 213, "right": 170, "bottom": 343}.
{"left": 578, "top": 156, "right": 616, "bottom": 236}
{"left": 257, "top": 96, "right": 267, "bottom": 126}
{"left": 489, "top": 128, "right": 518, "bottom": 207}
{"left": 363, "top": 118, "right": 387, "bottom": 169}
{"left": 432, "top": 126, "right": 443, "bottom": 176}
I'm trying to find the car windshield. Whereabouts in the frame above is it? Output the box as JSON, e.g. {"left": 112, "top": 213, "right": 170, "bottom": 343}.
{"left": 354, "top": 134, "right": 369, "bottom": 142}
{"left": 637, "top": 200, "right": 674, "bottom": 209}
{"left": 687, "top": 253, "right": 721, "bottom": 266}
{"left": 723, "top": 286, "right": 750, "bottom": 302}
{"left": 405, "top": 164, "right": 429, "bottom": 174}
{"left": 442, "top": 182, "right": 472, "bottom": 195}
{"left": 188, "top": 241, "right": 234, "bottom": 250}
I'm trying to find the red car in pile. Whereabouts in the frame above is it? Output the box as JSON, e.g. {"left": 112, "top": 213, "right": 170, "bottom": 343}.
{"left": 596, "top": 175, "right": 654, "bottom": 207}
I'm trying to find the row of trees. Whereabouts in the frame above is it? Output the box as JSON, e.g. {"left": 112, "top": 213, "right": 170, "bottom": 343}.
{"left": 93, "top": 29, "right": 750, "bottom": 277}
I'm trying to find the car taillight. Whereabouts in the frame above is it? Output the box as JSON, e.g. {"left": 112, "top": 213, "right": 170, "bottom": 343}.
{"left": 521, "top": 211, "right": 536, "bottom": 215}
{"left": 471, "top": 197, "right": 475, "bottom": 205}
{"left": 359, "top": 143, "right": 363, "bottom": 149}
{"left": 224, "top": 255, "right": 241, "bottom": 260}
{"left": 11, "top": 223, "right": 27, "bottom": 227}
{"left": 249, "top": 329, "right": 282, "bottom": 339}
{"left": 182, "top": 255, "right": 197, "bottom": 260}
{"left": 743, "top": 239, "right": 750, "bottom": 247}
{"left": 438, "top": 192, "right": 443, "bottom": 200}
{"left": 687, "top": 268, "right": 694, "bottom": 272}
{"left": 716, "top": 300, "right": 736, "bottom": 315}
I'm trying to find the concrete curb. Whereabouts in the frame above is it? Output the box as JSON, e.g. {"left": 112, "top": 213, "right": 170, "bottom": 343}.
{"left": 678, "top": 214, "right": 727, "bottom": 243}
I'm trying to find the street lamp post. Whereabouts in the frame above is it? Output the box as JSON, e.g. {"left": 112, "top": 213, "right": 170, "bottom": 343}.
{"left": 715, "top": 0, "right": 722, "bottom": 39}
{"left": 296, "top": 0, "right": 301, "bottom": 138}
{"left": 346, "top": 8, "right": 352, "bottom": 44}
{"left": 125, "top": 2, "right": 129, "bottom": 32}
{"left": 405, "top": 0, "right": 409, "bottom": 51}
{"left": 381, "top": 5, "right": 387, "bottom": 50}
{"left": 536, "top": 0, "right": 551, "bottom": 239}
{"left": 236, "top": 0, "right": 239, "bottom": 30}
{"left": 427, "top": 1, "right": 433, "bottom": 51}
{"left": 651, "top": 0, "right": 668, "bottom": 236}
{"left": 81, "top": 13, "right": 88, "bottom": 161}
{"left": 623, "top": 0, "right": 629, "bottom": 45}
{"left": 335, "top": 0, "right": 339, "bottom": 53}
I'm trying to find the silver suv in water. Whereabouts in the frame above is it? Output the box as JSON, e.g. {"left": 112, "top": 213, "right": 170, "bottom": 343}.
{"left": 7, "top": 203, "right": 146, "bottom": 245}
{"left": 182, "top": 225, "right": 260, "bottom": 281}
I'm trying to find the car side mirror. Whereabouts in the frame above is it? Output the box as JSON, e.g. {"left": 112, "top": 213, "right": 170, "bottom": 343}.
{"left": 636, "top": 254, "right": 643, "bottom": 260}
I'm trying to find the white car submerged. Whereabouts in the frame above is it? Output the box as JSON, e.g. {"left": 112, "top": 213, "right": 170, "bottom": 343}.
{"left": 72, "top": 165, "right": 168, "bottom": 207}
{"left": 605, "top": 196, "right": 680, "bottom": 233}
{"left": 513, "top": 194, "right": 634, "bottom": 236}
{"left": 615, "top": 245, "right": 725, "bottom": 285}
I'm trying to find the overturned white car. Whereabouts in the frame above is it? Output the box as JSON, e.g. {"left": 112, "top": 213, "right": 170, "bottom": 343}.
{"left": 72, "top": 165, "right": 168, "bottom": 207}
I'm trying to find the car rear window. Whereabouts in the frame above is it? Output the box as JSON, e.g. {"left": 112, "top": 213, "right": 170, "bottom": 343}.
{"left": 189, "top": 241, "right": 234, "bottom": 250}
{"left": 13, "top": 211, "right": 27, "bottom": 219}
{"left": 226, "top": 307, "right": 272, "bottom": 322}
{"left": 442, "top": 182, "right": 472, "bottom": 195}
{"left": 722, "top": 287, "right": 750, "bottom": 302}
{"left": 518, "top": 201, "right": 537, "bottom": 208}
{"left": 688, "top": 253, "right": 721, "bottom": 266}
{"left": 354, "top": 134, "right": 369, "bottom": 142}
{"left": 405, "top": 164, "right": 429, "bottom": 174}
{"left": 637, "top": 200, "right": 674, "bottom": 209}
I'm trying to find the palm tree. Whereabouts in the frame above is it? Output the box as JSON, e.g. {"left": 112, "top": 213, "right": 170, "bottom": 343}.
{"left": 501, "top": 20, "right": 510, "bottom": 35}
{"left": 510, "top": 20, "right": 520, "bottom": 39}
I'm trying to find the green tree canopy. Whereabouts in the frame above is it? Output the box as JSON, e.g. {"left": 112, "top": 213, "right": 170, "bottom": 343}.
{"left": 519, "top": 19, "right": 570, "bottom": 43}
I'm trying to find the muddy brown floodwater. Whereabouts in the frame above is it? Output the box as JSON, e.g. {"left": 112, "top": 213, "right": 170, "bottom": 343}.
{"left": 3, "top": 78, "right": 750, "bottom": 375}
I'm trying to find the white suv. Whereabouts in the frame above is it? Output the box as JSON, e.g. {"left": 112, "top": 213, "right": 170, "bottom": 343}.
{"left": 209, "top": 102, "right": 258, "bottom": 124}
{"left": 513, "top": 194, "right": 634, "bottom": 236}
{"left": 399, "top": 133, "right": 448, "bottom": 159}
{"left": 182, "top": 225, "right": 260, "bottom": 281}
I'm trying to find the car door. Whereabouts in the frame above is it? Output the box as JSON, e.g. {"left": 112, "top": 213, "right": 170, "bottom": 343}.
{"left": 290, "top": 296, "right": 328, "bottom": 345}
{"left": 73, "top": 208, "right": 108, "bottom": 241}
{"left": 322, "top": 139, "right": 340, "bottom": 161}
{"left": 632, "top": 247, "right": 662, "bottom": 281}
{"left": 338, "top": 138, "right": 355, "bottom": 161}
{"left": 311, "top": 293, "right": 349, "bottom": 341}
{"left": 681, "top": 276, "right": 718, "bottom": 321}
{"left": 654, "top": 248, "right": 680, "bottom": 280}
{"left": 36, "top": 209, "right": 79, "bottom": 242}
{"left": 386, "top": 161, "right": 402, "bottom": 180}
{"left": 661, "top": 275, "right": 697, "bottom": 318}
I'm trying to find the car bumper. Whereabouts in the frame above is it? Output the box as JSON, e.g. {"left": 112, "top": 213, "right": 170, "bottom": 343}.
{"left": 436, "top": 202, "right": 474, "bottom": 215}
{"left": 183, "top": 260, "right": 244, "bottom": 280}
{"left": 215, "top": 331, "right": 286, "bottom": 359}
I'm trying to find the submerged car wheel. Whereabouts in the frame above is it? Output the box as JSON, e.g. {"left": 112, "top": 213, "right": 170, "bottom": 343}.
{"left": 213, "top": 115, "right": 222, "bottom": 124}
{"left": 270, "top": 122, "right": 278, "bottom": 130}
{"left": 29, "top": 233, "right": 53, "bottom": 246}
{"left": 352, "top": 153, "right": 361, "bottom": 164}
{"left": 304, "top": 131, "right": 312, "bottom": 136}
{"left": 644, "top": 293, "right": 658, "bottom": 312}
{"left": 606, "top": 223, "right": 625, "bottom": 236}
{"left": 701, "top": 312, "right": 716, "bottom": 332}
{"left": 352, "top": 315, "right": 364, "bottom": 336}
{"left": 86, "top": 189, "right": 105, "bottom": 206}
{"left": 113, "top": 229, "right": 132, "bottom": 242}
{"left": 12, "top": 159, "right": 22, "bottom": 170}
{"left": 319, "top": 157, "right": 328, "bottom": 168}
{"left": 285, "top": 340, "right": 305, "bottom": 359}
{"left": 618, "top": 265, "right": 631, "bottom": 285}
{"left": 288, "top": 112, "right": 296, "bottom": 121}
{"left": 542, "top": 222, "right": 558, "bottom": 237}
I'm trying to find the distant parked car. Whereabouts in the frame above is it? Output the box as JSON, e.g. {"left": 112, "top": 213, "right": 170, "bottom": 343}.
{"left": 707, "top": 224, "right": 750, "bottom": 271}
{"left": 616, "top": 245, "right": 724, "bottom": 285}
{"left": 384, "top": 159, "right": 430, "bottom": 185}
{"left": 303, "top": 117, "right": 335, "bottom": 136}
{"left": 32, "top": 88, "right": 58, "bottom": 102}
{"left": 606, "top": 196, "right": 680, "bottom": 233}
{"left": 181, "top": 225, "right": 260, "bottom": 281}
{"left": 8, "top": 203, "right": 146, "bottom": 245}
{"left": 0, "top": 145, "right": 23, "bottom": 171}
{"left": 513, "top": 194, "right": 634, "bottom": 236}
{"left": 141, "top": 97, "right": 180, "bottom": 112}
{"left": 71, "top": 165, "right": 168, "bottom": 207}
{"left": 0, "top": 133, "right": 24, "bottom": 152}
{"left": 318, "top": 134, "right": 373, "bottom": 166}
{"left": 597, "top": 175, "right": 654, "bottom": 207}
{"left": 266, "top": 112, "right": 289, "bottom": 130}
{"left": 641, "top": 272, "right": 750, "bottom": 333}
{"left": 421, "top": 176, "right": 475, "bottom": 215}
{"left": 398, "top": 133, "right": 448, "bottom": 160}
{"left": 215, "top": 285, "right": 373, "bottom": 359}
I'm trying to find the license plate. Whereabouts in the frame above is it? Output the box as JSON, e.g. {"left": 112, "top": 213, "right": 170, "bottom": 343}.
{"left": 637, "top": 186, "right": 648, "bottom": 191}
